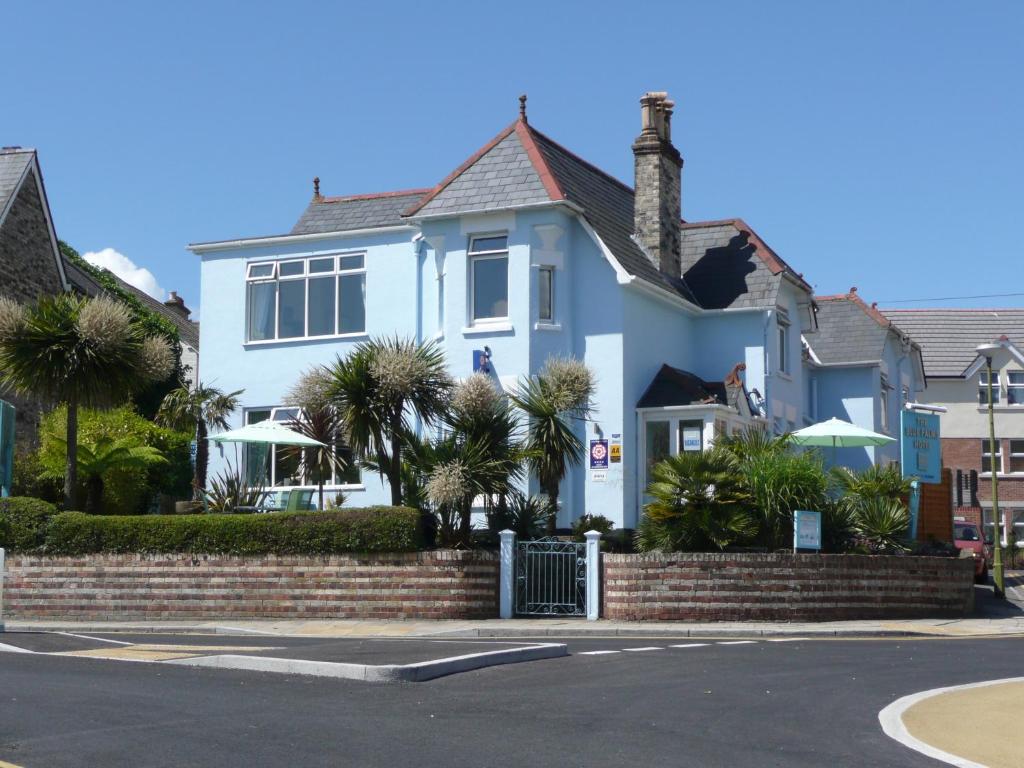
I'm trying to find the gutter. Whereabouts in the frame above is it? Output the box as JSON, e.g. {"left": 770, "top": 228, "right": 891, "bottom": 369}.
{"left": 404, "top": 199, "right": 584, "bottom": 224}
{"left": 188, "top": 224, "right": 418, "bottom": 253}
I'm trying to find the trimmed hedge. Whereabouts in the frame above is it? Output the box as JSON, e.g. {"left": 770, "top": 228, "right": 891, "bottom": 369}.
{"left": 0, "top": 497, "right": 60, "bottom": 552}
{"left": 44, "top": 507, "right": 424, "bottom": 555}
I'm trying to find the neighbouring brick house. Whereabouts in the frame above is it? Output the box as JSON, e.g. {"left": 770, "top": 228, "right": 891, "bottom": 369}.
{"left": 883, "top": 308, "right": 1024, "bottom": 545}
{"left": 0, "top": 147, "right": 71, "bottom": 447}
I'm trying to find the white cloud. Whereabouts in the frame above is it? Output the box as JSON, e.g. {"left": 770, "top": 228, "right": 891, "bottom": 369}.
{"left": 82, "top": 248, "right": 166, "bottom": 301}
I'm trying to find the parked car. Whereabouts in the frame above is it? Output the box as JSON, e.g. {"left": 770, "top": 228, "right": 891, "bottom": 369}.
{"left": 954, "top": 520, "right": 990, "bottom": 584}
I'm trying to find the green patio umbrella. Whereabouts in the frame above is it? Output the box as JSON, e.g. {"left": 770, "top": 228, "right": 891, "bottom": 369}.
{"left": 788, "top": 417, "right": 894, "bottom": 463}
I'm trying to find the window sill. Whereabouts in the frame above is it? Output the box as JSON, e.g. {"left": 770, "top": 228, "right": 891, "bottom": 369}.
{"left": 462, "top": 322, "right": 514, "bottom": 336}
{"left": 976, "top": 405, "right": 1024, "bottom": 412}
{"left": 775, "top": 371, "right": 793, "bottom": 382}
{"left": 534, "top": 321, "right": 562, "bottom": 332}
{"left": 244, "top": 332, "right": 369, "bottom": 347}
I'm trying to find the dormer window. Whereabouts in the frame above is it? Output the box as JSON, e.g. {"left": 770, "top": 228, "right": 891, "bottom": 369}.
{"left": 469, "top": 235, "right": 508, "bottom": 323}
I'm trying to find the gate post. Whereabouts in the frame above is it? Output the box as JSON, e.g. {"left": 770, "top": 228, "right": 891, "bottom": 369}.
{"left": 0, "top": 548, "right": 6, "bottom": 632}
{"left": 584, "top": 531, "right": 601, "bottom": 621}
{"left": 499, "top": 530, "right": 514, "bottom": 619}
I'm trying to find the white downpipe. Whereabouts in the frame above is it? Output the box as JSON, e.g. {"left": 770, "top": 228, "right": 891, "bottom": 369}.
{"left": 585, "top": 530, "right": 602, "bottom": 621}
{"left": 499, "top": 530, "right": 515, "bottom": 619}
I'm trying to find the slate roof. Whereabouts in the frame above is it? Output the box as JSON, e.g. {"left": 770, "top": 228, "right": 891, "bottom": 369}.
{"left": 0, "top": 148, "right": 33, "bottom": 219}
{"left": 637, "top": 364, "right": 728, "bottom": 408}
{"left": 280, "top": 115, "right": 812, "bottom": 311}
{"left": 881, "top": 308, "right": 1024, "bottom": 377}
{"left": 290, "top": 189, "right": 429, "bottom": 236}
{"left": 807, "top": 289, "right": 917, "bottom": 366}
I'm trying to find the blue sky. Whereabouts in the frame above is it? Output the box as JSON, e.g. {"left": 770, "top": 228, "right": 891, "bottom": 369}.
{"left": 6, "top": 1, "right": 1023, "bottom": 315}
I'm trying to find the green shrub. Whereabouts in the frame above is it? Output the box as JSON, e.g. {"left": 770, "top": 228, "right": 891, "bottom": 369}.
{"left": 0, "top": 497, "right": 60, "bottom": 551}
{"left": 487, "top": 492, "right": 550, "bottom": 539}
{"left": 572, "top": 513, "right": 614, "bottom": 542}
{"left": 38, "top": 405, "right": 191, "bottom": 514}
{"left": 44, "top": 506, "right": 424, "bottom": 555}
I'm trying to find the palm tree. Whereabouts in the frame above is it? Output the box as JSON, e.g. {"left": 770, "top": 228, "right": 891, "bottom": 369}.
{"left": 509, "top": 357, "right": 595, "bottom": 533}
{"left": 326, "top": 337, "right": 452, "bottom": 506}
{"left": 638, "top": 448, "right": 756, "bottom": 552}
{"left": 0, "top": 294, "right": 174, "bottom": 509}
{"left": 157, "top": 382, "right": 243, "bottom": 500}
{"left": 284, "top": 367, "right": 347, "bottom": 512}
{"left": 46, "top": 435, "right": 168, "bottom": 514}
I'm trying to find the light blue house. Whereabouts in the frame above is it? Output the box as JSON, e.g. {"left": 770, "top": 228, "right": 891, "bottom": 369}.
{"left": 803, "top": 289, "right": 926, "bottom": 469}
{"left": 192, "top": 91, "right": 916, "bottom": 528}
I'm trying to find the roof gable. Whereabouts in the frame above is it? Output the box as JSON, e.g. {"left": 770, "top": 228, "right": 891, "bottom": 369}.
{"left": 406, "top": 123, "right": 559, "bottom": 218}
{"left": 807, "top": 289, "right": 895, "bottom": 364}
{"left": 0, "top": 148, "right": 69, "bottom": 292}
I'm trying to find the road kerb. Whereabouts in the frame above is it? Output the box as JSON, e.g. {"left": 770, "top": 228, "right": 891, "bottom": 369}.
{"left": 879, "top": 676, "right": 1024, "bottom": 768}
{"left": 165, "top": 642, "right": 568, "bottom": 682}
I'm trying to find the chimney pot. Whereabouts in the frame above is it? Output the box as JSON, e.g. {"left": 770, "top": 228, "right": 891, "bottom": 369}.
{"left": 163, "top": 291, "right": 191, "bottom": 319}
{"left": 633, "top": 91, "right": 683, "bottom": 278}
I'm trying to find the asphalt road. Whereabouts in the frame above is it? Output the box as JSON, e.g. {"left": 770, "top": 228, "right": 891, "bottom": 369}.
{"left": 2, "top": 633, "right": 1021, "bottom": 768}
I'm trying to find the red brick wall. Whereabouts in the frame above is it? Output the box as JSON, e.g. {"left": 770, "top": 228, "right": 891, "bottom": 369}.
{"left": 602, "top": 553, "right": 974, "bottom": 621}
{"left": 944, "top": 438, "right": 1024, "bottom": 505}
{"left": 4, "top": 551, "right": 499, "bottom": 620}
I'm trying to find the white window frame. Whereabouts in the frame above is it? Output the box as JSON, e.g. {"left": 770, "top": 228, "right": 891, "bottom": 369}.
{"left": 1009, "top": 439, "right": 1024, "bottom": 474}
{"left": 468, "top": 234, "right": 509, "bottom": 325}
{"left": 244, "top": 252, "right": 367, "bottom": 344}
{"left": 981, "top": 438, "right": 1003, "bottom": 475}
{"left": 243, "top": 407, "right": 362, "bottom": 489}
{"left": 979, "top": 369, "right": 1000, "bottom": 405}
{"left": 777, "top": 316, "right": 790, "bottom": 376}
{"left": 538, "top": 265, "right": 554, "bottom": 323}
{"left": 1007, "top": 371, "right": 1024, "bottom": 406}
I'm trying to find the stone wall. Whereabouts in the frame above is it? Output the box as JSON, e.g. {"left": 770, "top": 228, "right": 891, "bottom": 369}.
{"left": 603, "top": 553, "right": 974, "bottom": 621}
{"left": 5, "top": 551, "right": 499, "bottom": 620}
{"left": 0, "top": 166, "right": 66, "bottom": 448}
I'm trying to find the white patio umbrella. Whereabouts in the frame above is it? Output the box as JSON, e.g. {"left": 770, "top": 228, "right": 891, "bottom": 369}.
{"left": 209, "top": 419, "right": 326, "bottom": 447}
{"left": 788, "top": 417, "right": 894, "bottom": 464}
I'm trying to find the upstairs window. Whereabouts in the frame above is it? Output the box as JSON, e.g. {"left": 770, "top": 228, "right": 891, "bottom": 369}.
{"left": 981, "top": 439, "right": 1002, "bottom": 474}
{"left": 245, "top": 254, "right": 366, "bottom": 342}
{"left": 469, "top": 235, "right": 508, "bottom": 322}
{"left": 538, "top": 266, "right": 554, "bottom": 322}
{"left": 880, "top": 386, "right": 890, "bottom": 432}
{"left": 978, "top": 369, "right": 1000, "bottom": 405}
{"left": 777, "top": 319, "right": 790, "bottom": 375}
{"left": 1007, "top": 371, "right": 1024, "bottom": 405}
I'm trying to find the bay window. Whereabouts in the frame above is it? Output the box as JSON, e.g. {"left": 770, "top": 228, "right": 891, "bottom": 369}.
{"left": 469, "top": 235, "right": 508, "bottom": 322}
{"left": 245, "top": 254, "right": 366, "bottom": 342}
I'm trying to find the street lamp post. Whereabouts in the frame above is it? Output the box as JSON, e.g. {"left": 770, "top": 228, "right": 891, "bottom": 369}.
{"left": 977, "top": 343, "right": 1004, "bottom": 598}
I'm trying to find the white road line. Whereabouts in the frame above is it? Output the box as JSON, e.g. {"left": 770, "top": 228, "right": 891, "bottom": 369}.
{"left": 0, "top": 642, "right": 35, "bottom": 654}
{"left": 669, "top": 643, "right": 709, "bottom": 648}
{"left": 878, "top": 677, "right": 1024, "bottom": 767}
{"left": 621, "top": 646, "right": 663, "bottom": 652}
{"left": 766, "top": 638, "right": 809, "bottom": 643}
{"left": 716, "top": 640, "right": 757, "bottom": 645}
{"left": 55, "top": 632, "right": 134, "bottom": 646}
{"left": 577, "top": 650, "right": 621, "bottom": 655}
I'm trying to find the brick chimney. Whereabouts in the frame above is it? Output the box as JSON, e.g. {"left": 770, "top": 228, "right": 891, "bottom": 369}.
{"left": 632, "top": 91, "right": 683, "bottom": 277}
{"left": 163, "top": 291, "right": 191, "bottom": 319}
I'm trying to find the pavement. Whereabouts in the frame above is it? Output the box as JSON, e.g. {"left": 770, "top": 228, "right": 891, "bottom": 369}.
{"left": 3, "top": 632, "right": 1022, "bottom": 767}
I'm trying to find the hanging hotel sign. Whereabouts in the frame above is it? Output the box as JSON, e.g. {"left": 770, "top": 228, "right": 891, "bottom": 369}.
{"left": 589, "top": 439, "right": 609, "bottom": 470}
{"left": 900, "top": 411, "right": 941, "bottom": 484}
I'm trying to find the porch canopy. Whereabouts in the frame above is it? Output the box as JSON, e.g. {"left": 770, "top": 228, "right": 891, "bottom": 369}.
{"left": 788, "top": 417, "right": 894, "bottom": 449}
{"left": 209, "top": 419, "right": 325, "bottom": 447}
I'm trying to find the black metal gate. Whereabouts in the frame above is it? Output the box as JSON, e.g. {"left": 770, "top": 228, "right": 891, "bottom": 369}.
{"left": 515, "top": 538, "right": 587, "bottom": 616}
